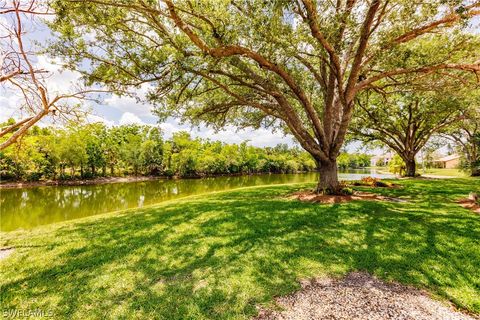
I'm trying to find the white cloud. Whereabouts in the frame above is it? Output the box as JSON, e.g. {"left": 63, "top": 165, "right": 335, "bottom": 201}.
{"left": 157, "top": 117, "right": 295, "bottom": 147}
{"left": 35, "top": 55, "right": 82, "bottom": 93}
{"left": 35, "top": 55, "right": 61, "bottom": 73}
{"left": 39, "top": 13, "right": 56, "bottom": 23}
{"left": 468, "top": 16, "right": 480, "bottom": 34}
{"left": 0, "top": 94, "right": 20, "bottom": 122}
{"left": 105, "top": 94, "right": 153, "bottom": 117}
{"left": 119, "top": 112, "right": 144, "bottom": 125}
{"left": 104, "top": 84, "right": 155, "bottom": 118}
{"left": 86, "top": 114, "right": 115, "bottom": 127}
{"left": 159, "top": 120, "right": 182, "bottom": 137}
{"left": 199, "top": 126, "right": 295, "bottom": 147}
{"left": 0, "top": 16, "right": 10, "bottom": 38}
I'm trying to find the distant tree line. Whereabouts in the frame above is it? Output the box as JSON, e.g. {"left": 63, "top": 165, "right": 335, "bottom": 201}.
{"left": 336, "top": 153, "right": 371, "bottom": 170}
{"left": 0, "top": 121, "right": 373, "bottom": 182}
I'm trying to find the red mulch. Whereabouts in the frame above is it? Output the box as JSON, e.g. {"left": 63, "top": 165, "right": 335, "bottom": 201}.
{"left": 289, "top": 191, "right": 406, "bottom": 204}
{"left": 351, "top": 182, "right": 403, "bottom": 189}
{"left": 457, "top": 198, "right": 480, "bottom": 214}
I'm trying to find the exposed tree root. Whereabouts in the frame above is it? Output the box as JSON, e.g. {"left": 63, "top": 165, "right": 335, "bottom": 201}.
{"left": 288, "top": 190, "right": 408, "bottom": 204}
{"left": 457, "top": 198, "right": 480, "bottom": 214}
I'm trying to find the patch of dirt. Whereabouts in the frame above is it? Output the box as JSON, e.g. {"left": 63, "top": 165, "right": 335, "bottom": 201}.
{"left": 457, "top": 198, "right": 480, "bottom": 214}
{"left": 289, "top": 191, "right": 408, "bottom": 204}
{"left": 420, "top": 175, "right": 458, "bottom": 179}
{"left": 0, "top": 176, "right": 166, "bottom": 189}
{"left": 0, "top": 248, "right": 14, "bottom": 261}
{"left": 350, "top": 182, "right": 403, "bottom": 189}
{"left": 379, "top": 183, "right": 403, "bottom": 189}
{"left": 255, "top": 272, "right": 477, "bottom": 320}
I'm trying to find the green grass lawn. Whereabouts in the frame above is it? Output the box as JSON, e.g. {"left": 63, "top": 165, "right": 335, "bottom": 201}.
{"left": 421, "top": 168, "right": 467, "bottom": 177}
{"left": 1, "top": 179, "right": 479, "bottom": 319}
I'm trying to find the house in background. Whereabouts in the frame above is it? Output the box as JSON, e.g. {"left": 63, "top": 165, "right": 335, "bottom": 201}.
{"left": 370, "top": 152, "right": 395, "bottom": 167}
{"left": 433, "top": 154, "right": 461, "bottom": 169}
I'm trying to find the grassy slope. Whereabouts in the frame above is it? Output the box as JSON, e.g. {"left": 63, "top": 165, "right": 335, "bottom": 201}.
{"left": 1, "top": 179, "right": 479, "bottom": 319}
{"left": 421, "top": 168, "right": 467, "bottom": 177}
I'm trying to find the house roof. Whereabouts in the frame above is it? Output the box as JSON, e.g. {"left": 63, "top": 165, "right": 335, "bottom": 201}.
{"left": 435, "top": 154, "right": 460, "bottom": 162}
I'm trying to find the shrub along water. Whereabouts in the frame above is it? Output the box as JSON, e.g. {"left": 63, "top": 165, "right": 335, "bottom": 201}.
{"left": 1, "top": 121, "right": 303, "bottom": 181}
{"left": 0, "top": 121, "right": 372, "bottom": 182}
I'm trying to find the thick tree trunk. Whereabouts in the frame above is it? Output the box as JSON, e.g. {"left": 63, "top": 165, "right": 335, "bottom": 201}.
{"left": 404, "top": 159, "right": 416, "bottom": 177}
{"left": 467, "top": 153, "right": 479, "bottom": 176}
{"left": 471, "top": 166, "right": 480, "bottom": 177}
{"left": 316, "top": 159, "right": 340, "bottom": 194}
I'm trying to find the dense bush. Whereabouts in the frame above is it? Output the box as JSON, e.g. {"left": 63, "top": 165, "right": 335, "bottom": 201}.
{"left": 0, "top": 122, "right": 317, "bottom": 180}
{"left": 1, "top": 121, "right": 373, "bottom": 181}
{"left": 388, "top": 154, "right": 406, "bottom": 175}
{"left": 337, "top": 152, "right": 371, "bottom": 169}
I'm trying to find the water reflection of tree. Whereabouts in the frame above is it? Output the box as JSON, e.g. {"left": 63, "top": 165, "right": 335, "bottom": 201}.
{"left": 2, "top": 173, "right": 322, "bottom": 231}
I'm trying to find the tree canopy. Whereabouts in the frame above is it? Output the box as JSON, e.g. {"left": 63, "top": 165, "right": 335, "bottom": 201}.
{"left": 48, "top": 0, "right": 480, "bottom": 192}
{"left": 352, "top": 90, "right": 465, "bottom": 176}
{"left": 443, "top": 97, "right": 480, "bottom": 176}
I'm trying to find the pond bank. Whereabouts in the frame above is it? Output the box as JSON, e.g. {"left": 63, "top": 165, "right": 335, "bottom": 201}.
{"left": 0, "top": 175, "right": 164, "bottom": 189}
{"left": 0, "top": 168, "right": 394, "bottom": 190}
{"left": 0, "top": 172, "right": 317, "bottom": 189}
{"left": 0, "top": 171, "right": 395, "bottom": 232}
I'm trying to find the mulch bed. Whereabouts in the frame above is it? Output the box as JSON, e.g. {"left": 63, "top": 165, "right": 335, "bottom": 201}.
{"left": 350, "top": 182, "right": 403, "bottom": 189}
{"left": 289, "top": 191, "right": 408, "bottom": 204}
{"left": 255, "top": 272, "right": 477, "bottom": 320}
{"left": 457, "top": 198, "right": 480, "bottom": 214}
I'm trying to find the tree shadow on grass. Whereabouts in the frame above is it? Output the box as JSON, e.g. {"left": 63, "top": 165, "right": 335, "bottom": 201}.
{"left": 1, "top": 182, "right": 479, "bottom": 319}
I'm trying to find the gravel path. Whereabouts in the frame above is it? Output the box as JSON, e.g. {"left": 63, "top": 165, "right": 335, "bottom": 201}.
{"left": 255, "top": 272, "right": 477, "bottom": 320}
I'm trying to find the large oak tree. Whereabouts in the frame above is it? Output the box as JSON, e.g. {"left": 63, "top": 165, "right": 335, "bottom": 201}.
{"left": 49, "top": 0, "right": 480, "bottom": 192}
{"left": 352, "top": 90, "right": 464, "bottom": 176}
{"left": 443, "top": 100, "right": 480, "bottom": 176}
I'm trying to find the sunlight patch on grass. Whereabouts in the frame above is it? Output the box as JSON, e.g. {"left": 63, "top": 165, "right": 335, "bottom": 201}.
{"left": 0, "top": 178, "right": 479, "bottom": 319}
{"left": 421, "top": 168, "right": 467, "bottom": 177}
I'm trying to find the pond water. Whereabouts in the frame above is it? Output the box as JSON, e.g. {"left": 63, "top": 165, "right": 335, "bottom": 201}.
{"left": 0, "top": 169, "right": 393, "bottom": 232}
